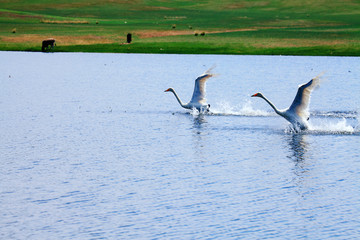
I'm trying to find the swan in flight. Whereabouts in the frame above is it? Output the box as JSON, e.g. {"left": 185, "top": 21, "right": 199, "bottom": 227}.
{"left": 251, "top": 74, "right": 322, "bottom": 131}
{"left": 164, "top": 67, "right": 216, "bottom": 112}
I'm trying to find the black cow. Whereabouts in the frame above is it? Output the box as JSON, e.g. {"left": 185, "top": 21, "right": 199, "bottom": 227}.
{"left": 42, "top": 38, "right": 56, "bottom": 52}
{"left": 127, "top": 33, "right": 132, "bottom": 43}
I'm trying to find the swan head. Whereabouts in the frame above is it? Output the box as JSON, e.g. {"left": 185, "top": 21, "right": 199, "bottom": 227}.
{"left": 251, "top": 92, "right": 264, "bottom": 98}
{"left": 164, "top": 88, "right": 174, "bottom": 93}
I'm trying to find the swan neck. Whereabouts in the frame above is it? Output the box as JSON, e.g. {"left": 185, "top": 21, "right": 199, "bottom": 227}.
{"left": 171, "top": 90, "right": 185, "bottom": 107}
{"left": 261, "top": 95, "right": 281, "bottom": 115}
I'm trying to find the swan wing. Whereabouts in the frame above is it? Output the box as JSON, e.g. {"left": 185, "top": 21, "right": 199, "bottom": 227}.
{"left": 190, "top": 67, "right": 215, "bottom": 104}
{"left": 289, "top": 75, "right": 321, "bottom": 119}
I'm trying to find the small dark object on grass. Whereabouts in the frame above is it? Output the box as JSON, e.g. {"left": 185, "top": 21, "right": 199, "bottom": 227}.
{"left": 42, "top": 38, "right": 56, "bottom": 52}
{"left": 127, "top": 33, "right": 132, "bottom": 43}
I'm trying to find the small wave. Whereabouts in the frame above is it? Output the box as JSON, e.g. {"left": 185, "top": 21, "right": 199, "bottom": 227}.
{"left": 308, "top": 118, "right": 357, "bottom": 134}
{"left": 210, "top": 100, "right": 272, "bottom": 117}
{"left": 311, "top": 110, "right": 358, "bottom": 119}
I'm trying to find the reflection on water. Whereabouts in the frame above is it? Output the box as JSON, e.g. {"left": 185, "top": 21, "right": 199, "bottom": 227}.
{"left": 191, "top": 114, "right": 208, "bottom": 158}
{"left": 287, "top": 133, "right": 309, "bottom": 163}
{"left": 192, "top": 113, "right": 207, "bottom": 130}
{"left": 286, "top": 133, "right": 311, "bottom": 183}
{"left": 285, "top": 133, "right": 316, "bottom": 201}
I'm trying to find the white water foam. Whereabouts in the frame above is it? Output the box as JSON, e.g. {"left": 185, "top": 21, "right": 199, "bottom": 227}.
{"left": 308, "top": 118, "right": 356, "bottom": 134}
{"left": 190, "top": 108, "right": 201, "bottom": 117}
{"left": 188, "top": 101, "right": 359, "bottom": 135}
{"left": 210, "top": 100, "right": 272, "bottom": 117}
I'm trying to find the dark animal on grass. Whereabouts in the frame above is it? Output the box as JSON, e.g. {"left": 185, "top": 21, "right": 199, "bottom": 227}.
{"left": 127, "top": 33, "right": 132, "bottom": 43}
{"left": 42, "top": 38, "right": 56, "bottom": 52}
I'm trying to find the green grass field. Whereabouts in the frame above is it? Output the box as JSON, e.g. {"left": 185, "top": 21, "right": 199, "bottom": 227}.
{"left": 1, "top": 0, "right": 360, "bottom": 55}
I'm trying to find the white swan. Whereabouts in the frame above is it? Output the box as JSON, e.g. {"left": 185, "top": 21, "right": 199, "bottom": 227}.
{"left": 251, "top": 74, "right": 322, "bottom": 131}
{"left": 165, "top": 67, "right": 215, "bottom": 112}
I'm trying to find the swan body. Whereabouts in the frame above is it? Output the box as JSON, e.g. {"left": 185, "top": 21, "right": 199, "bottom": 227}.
{"left": 165, "top": 67, "right": 215, "bottom": 112}
{"left": 252, "top": 75, "right": 321, "bottom": 131}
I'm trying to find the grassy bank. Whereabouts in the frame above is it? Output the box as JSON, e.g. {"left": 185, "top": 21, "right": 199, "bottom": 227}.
{"left": 1, "top": 0, "right": 360, "bottom": 56}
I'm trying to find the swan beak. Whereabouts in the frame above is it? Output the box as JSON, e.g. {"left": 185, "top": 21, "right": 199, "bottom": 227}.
{"left": 164, "top": 89, "right": 170, "bottom": 92}
{"left": 251, "top": 93, "right": 257, "bottom": 97}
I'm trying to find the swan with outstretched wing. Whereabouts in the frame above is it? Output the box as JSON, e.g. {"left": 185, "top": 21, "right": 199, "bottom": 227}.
{"left": 251, "top": 74, "right": 322, "bottom": 131}
{"left": 165, "top": 67, "right": 216, "bottom": 112}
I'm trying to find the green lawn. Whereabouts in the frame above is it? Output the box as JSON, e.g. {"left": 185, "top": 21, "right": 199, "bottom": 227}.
{"left": 1, "top": 0, "right": 360, "bottom": 55}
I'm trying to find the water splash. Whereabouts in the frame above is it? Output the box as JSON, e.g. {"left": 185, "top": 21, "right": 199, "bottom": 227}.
{"left": 308, "top": 118, "right": 356, "bottom": 134}
{"left": 189, "top": 107, "right": 209, "bottom": 117}
{"left": 210, "top": 100, "right": 272, "bottom": 117}
{"left": 190, "top": 108, "right": 201, "bottom": 117}
{"left": 185, "top": 100, "right": 359, "bottom": 135}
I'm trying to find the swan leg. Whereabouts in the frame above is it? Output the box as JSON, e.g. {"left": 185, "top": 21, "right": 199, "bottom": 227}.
{"left": 289, "top": 125, "right": 300, "bottom": 133}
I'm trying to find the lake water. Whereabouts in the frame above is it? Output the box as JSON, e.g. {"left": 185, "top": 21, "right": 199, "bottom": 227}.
{"left": 1, "top": 51, "right": 360, "bottom": 239}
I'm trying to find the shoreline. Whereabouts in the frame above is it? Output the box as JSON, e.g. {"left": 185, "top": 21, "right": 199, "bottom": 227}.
{"left": 1, "top": 43, "right": 359, "bottom": 57}
{"left": 2, "top": 49, "right": 359, "bottom": 57}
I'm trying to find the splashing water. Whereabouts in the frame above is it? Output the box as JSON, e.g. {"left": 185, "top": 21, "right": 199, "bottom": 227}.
{"left": 190, "top": 107, "right": 201, "bottom": 117}
{"left": 308, "top": 118, "right": 356, "bottom": 134}
{"left": 210, "top": 100, "right": 272, "bottom": 117}
{"left": 188, "top": 101, "right": 359, "bottom": 135}
{"left": 189, "top": 107, "right": 210, "bottom": 117}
